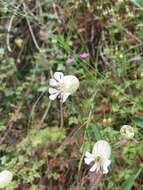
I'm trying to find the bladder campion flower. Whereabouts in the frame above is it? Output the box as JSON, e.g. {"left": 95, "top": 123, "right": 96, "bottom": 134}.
{"left": 120, "top": 125, "right": 134, "bottom": 139}
{"left": 49, "top": 72, "right": 79, "bottom": 103}
{"left": 0, "top": 170, "right": 13, "bottom": 188}
{"left": 84, "top": 140, "right": 111, "bottom": 174}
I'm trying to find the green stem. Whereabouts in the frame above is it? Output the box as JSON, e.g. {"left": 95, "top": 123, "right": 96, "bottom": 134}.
{"left": 60, "top": 100, "right": 64, "bottom": 128}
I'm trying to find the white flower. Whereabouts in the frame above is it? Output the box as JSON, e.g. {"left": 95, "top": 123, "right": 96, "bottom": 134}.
{"left": 0, "top": 170, "right": 13, "bottom": 188}
{"left": 120, "top": 125, "right": 134, "bottom": 139}
{"left": 84, "top": 140, "right": 111, "bottom": 174}
{"left": 49, "top": 72, "right": 79, "bottom": 103}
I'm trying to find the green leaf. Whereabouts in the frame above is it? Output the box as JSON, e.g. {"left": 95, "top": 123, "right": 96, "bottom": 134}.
{"left": 121, "top": 168, "right": 142, "bottom": 190}
{"left": 32, "top": 127, "right": 65, "bottom": 146}
{"left": 80, "top": 141, "right": 92, "bottom": 153}
{"left": 132, "top": 116, "right": 143, "bottom": 128}
{"left": 131, "top": 0, "right": 143, "bottom": 10}
{"left": 90, "top": 123, "right": 102, "bottom": 140}
{"left": 0, "top": 48, "right": 4, "bottom": 55}
{"left": 37, "top": 86, "right": 48, "bottom": 92}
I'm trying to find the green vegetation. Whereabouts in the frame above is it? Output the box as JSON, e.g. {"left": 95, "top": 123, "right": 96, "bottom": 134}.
{"left": 0, "top": 0, "right": 143, "bottom": 189}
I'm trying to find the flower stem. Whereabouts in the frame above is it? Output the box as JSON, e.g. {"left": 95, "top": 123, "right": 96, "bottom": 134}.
{"left": 40, "top": 100, "right": 51, "bottom": 126}
{"left": 89, "top": 172, "right": 102, "bottom": 190}
{"left": 60, "top": 100, "right": 64, "bottom": 128}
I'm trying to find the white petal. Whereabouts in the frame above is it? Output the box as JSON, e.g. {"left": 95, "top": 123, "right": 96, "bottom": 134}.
{"left": 49, "top": 79, "right": 58, "bottom": 87}
{"left": 90, "top": 163, "right": 97, "bottom": 172}
{"left": 0, "top": 170, "right": 13, "bottom": 188}
{"left": 92, "top": 140, "right": 111, "bottom": 159}
{"left": 49, "top": 87, "right": 58, "bottom": 94}
{"left": 84, "top": 157, "right": 94, "bottom": 165}
{"left": 85, "top": 152, "right": 94, "bottom": 158}
{"left": 102, "top": 159, "right": 111, "bottom": 174}
{"left": 104, "top": 159, "right": 111, "bottom": 167}
{"left": 49, "top": 93, "right": 59, "bottom": 100}
{"left": 103, "top": 165, "right": 109, "bottom": 174}
{"left": 84, "top": 152, "right": 95, "bottom": 165}
{"left": 54, "top": 72, "right": 64, "bottom": 82}
{"left": 61, "top": 93, "right": 70, "bottom": 103}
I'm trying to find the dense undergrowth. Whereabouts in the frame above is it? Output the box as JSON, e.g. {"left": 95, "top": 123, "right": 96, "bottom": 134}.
{"left": 0, "top": 0, "right": 143, "bottom": 189}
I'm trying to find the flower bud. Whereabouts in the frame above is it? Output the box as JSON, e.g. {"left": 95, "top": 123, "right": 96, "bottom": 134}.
{"left": 120, "top": 125, "right": 134, "bottom": 139}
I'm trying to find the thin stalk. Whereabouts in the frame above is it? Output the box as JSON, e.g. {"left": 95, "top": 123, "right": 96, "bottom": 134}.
{"left": 40, "top": 100, "right": 51, "bottom": 126}
{"left": 60, "top": 100, "right": 64, "bottom": 128}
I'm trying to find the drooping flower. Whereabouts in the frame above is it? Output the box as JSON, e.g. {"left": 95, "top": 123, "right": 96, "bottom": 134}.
{"left": 49, "top": 72, "right": 79, "bottom": 103}
{"left": 0, "top": 170, "right": 13, "bottom": 188}
{"left": 120, "top": 125, "right": 134, "bottom": 139}
{"left": 84, "top": 140, "right": 111, "bottom": 174}
{"left": 79, "top": 52, "right": 89, "bottom": 59}
{"left": 66, "top": 56, "right": 73, "bottom": 64}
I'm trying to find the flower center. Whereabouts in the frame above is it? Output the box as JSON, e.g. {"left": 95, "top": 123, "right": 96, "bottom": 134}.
{"left": 95, "top": 155, "right": 103, "bottom": 164}
{"left": 58, "top": 82, "right": 66, "bottom": 92}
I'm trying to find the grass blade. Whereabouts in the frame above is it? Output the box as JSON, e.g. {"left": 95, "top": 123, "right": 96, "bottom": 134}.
{"left": 131, "top": 0, "right": 143, "bottom": 10}
{"left": 121, "top": 168, "right": 142, "bottom": 190}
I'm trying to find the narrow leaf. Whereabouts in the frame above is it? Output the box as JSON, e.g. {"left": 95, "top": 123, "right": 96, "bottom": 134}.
{"left": 132, "top": 116, "right": 143, "bottom": 128}
{"left": 121, "top": 168, "right": 142, "bottom": 190}
{"left": 90, "top": 123, "right": 101, "bottom": 140}
{"left": 131, "top": 0, "right": 143, "bottom": 10}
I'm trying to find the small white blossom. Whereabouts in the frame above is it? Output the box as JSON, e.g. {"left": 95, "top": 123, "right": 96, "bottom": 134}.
{"left": 120, "top": 125, "right": 134, "bottom": 139}
{"left": 84, "top": 140, "right": 111, "bottom": 174}
{"left": 0, "top": 170, "right": 13, "bottom": 188}
{"left": 49, "top": 72, "right": 79, "bottom": 103}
